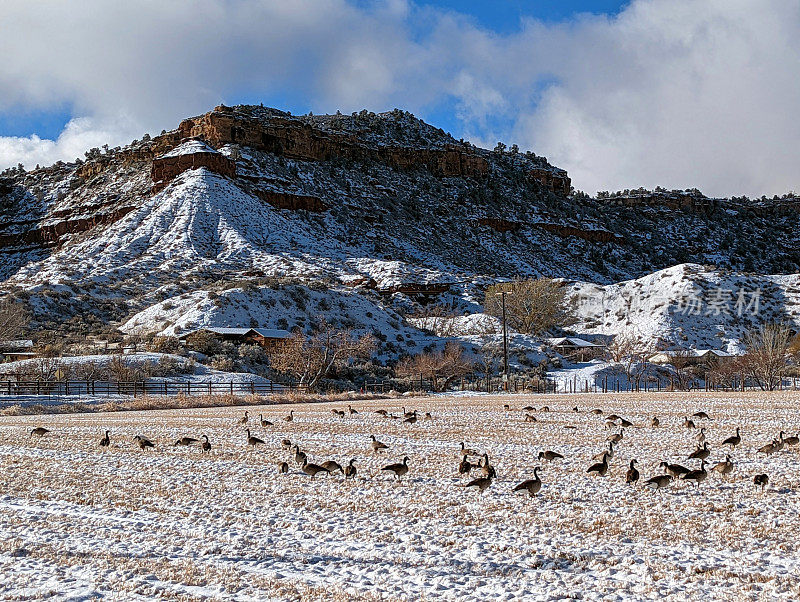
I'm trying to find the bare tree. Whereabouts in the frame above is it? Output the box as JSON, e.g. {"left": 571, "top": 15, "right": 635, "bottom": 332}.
{"left": 606, "top": 333, "right": 653, "bottom": 385}
{"left": 606, "top": 332, "right": 637, "bottom": 363}
{"left": 741, "top": 323, "right": 790, "bottom": 390}
{"left": 270, "top": 321, "right": 376, "bottom": 390}
{"left": 396, "top": 342, "right": 475, "bottom": 392}
{"left": 477, "top": 342, "right": 502, "bottom": 380}
{"left": 666, "top": 348, "right": 696, "bottom": 390}
{"left": 0, "top": 299, "right": 29, "bottom": 343}
{"left": 484, "top": 278, "right": 572, "bottom": 335}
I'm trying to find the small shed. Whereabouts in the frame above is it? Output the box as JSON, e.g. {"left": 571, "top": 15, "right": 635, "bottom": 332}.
{"left": 548, "top": 337, "right": 606, "bottom": 362}
{"left": 649, "top": 349, "right": 735, "bottom": 366}
{"left": 179, "top": 327, "right": 292, "bottom": 351}
{"left": 0, "top": 339, "right": 37, "bottom": 363}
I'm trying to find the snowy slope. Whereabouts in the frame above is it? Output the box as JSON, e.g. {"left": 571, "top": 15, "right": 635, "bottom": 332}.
{"left": 567, "top": 263, "right": 800, "bottom": 351}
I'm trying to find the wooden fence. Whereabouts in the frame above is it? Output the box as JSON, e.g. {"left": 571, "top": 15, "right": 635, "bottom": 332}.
{"left": 0, "top": 380, "right": 305, "bottom": 398}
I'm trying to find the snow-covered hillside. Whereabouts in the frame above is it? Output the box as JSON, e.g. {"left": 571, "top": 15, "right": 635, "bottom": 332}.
{"left": 567, "top": 263, "right": 800, "bottom": 351}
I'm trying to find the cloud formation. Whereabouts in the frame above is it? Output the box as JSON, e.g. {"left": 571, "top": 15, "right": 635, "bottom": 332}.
{"left": 0, "top": 0, "right": 797, "bottom": 197}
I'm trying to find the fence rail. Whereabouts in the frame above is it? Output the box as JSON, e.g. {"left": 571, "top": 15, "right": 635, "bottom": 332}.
{"left": 0, "top": 380, "right": 306, "bottom": 398}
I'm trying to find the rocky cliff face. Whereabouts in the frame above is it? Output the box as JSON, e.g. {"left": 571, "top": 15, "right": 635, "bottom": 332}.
{"left": 177, "top": 105, "right": 490, "bottom": 178}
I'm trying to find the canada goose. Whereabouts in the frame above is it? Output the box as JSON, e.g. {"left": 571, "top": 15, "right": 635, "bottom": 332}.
{"left": 660, "top": 461, "right": 691, "bottom": 477}
{"left": 404, "top": 411, "right": 418, "bottom": 425}
{"left": 573, "top": 406, "right": 579, "bottom": 412}
{"left": 293, "top": 444, "right": 307, "bottom": 465}
{"left": 99, "top": 431, "right": 110, "bottom": 447}
{"left": 607, "top": 429, "right": 624, "bottom": 444}
{"left": 651, "top": 416, "right": 660, "bottom": 428}
{"left": 382, "top": 457, "right": 409, "bottom": 481}
{"left": 626, "top": 459, "right": 640, "bottom": 484}
{"left": 711, "top": 455, "right": 734, "bottom": 476}
{"left": 281, "top": 438, "right": 292, "bottom": 449}
{"left": 173, "top": 437, "right": 199, "bottom": 447}
{"left": 689, "top": 442, "right": 710, "bottom": 460}
{"left": 593, "top": 442, "right": 614, "bottom": 461}
{"left": 645, "top": 474, "right": 673, "bottom": 491}
{"left": 321, "top": 460, "right": 344, "bottom": 475}
{"left": 682, "top": 461, "right": 708, "bottom": 487}
{"left": 587, "top": 453, "right": 609, "bottom": 477}
{"left": 606, "top": 414, "right": 621, "bottom": 422}
{"left": 348, "top": 405, "right": 358, "bottom": 415}
{"left": 344, "top": 459, "right": 357, "bottom": 480}
{"left": 375, "top": 409, "right": 388, "bottom": 417}
{"left": 458, "top": 457, "right": 476, "bottom": 475}
{"left": 693, "top": 411, "right": 710, "bottom": 420}
{"left": 757, "top": 440, "right": 778, "bottom": 455}
{"left": 513, "top": 467, "right": 542, "bottom": 497}
{"left": 605, "top": 419, "right": 618, "bottom": 430}
{"left": 246, "top": 429, "right": 265, "bottom": 448}
{"left": 424, "top": 412, "right": 433, "bottom": 420}
{"left": 753, "top": 473, "right": 769, "bottom": 491}
{"left": 591, "top": 408, "right": 603, "bottom": 415}
{"left": 774, "top": 431, "right": 786, "bottom": 452}
{"left": 524, "top": 414, "right": 537, "bottom": 423}
{"left": 302, "top": 458, "right": 327, "bottom": 479}
{"left": 480, "top": 454, "right": 496, "bottom": 479}
{"left": 538, "top": 450, "right": 564, "bottom": 462}
{"left": 278, "top": 461, "right": 289, "bottom": 474}
{"left": 466, "top": 475, "right": 493, "bottom": 493}
{"left": 784, "top": 433, "right": 800, "bottom": 446}
{"left": 331, "top": 409, "right": 345, "bottom": 418}
{"left": 523, "top": 405, "right": 535, "bottom": 411}
{"left": 695, "top": 427, "right": 707, "bottom": 445}
{"left": 683, "top": 417, "right": 696, "bottom": 429}
{"left": 29, "top": 427, "right": 50, "bottom": 439}
{"left": 722, "top": 427, "right": 741, "bottom": 449}
{"left": 133, "top": 435, "right": 154, "bottom": 450}
{"left": 238, "top": 411, "right": 249, "bottom": 425}
{"left": 503, "top": 403, "right": 510, "bottom": 411}
{"left": 459, "top": 442, "right": 479, "bottom": 457}
{"left": 402, "top": 407, "right": 415, "bottom": 418}
{"left": 201, "top": 435, "right": 211, "bottom": 453}
{"left": 259, "top": 414, "right": 273, "bottom": 427}
{"left": 620, "top": 418, "right": 633, "bottom": 428}
{"left": 541, "top": 406, "right": 550, "bottom": 412}
{"left": 284, "top": 410, "right": 294, "bottom": 422}
{"left": 371, "top": 435, "right": 389, "bottom": 453}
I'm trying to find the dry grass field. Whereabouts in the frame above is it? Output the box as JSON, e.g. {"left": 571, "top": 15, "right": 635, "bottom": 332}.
{"left": 1, "top": 391, "right": 799, "bottom": 600}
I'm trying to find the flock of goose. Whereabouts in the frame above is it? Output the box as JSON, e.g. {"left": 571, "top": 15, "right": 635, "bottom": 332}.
{"left": 25, "top": 403, "right": 799, "bottom": 496}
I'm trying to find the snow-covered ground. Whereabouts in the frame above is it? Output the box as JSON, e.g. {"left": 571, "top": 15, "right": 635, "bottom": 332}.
{"left": 1, "top": 392, "right": 799, "bottom": 600}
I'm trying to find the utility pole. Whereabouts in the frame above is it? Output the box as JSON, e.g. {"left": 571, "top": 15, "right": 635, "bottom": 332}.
{"left": 496, "top": 290, "right": 511, "bottom": 392}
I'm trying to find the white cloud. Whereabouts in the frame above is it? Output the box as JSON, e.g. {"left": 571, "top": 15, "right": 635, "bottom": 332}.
{"left": 0, "top": 0, "right": 798, "bottom": 197}
{"left": 0, "top": 116, "right": 141, "bottom": 169}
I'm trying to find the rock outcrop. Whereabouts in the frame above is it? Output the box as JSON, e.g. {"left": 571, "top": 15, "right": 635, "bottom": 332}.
{"left": 528, "top": 167, "right": 571, "bottom": 197}
{"left": 0, "top": 207, "right": 136, "bottom": 253}
{"left": 252, "top": 190, "right": 327, "bottom": 212}
{"left": 151, "top": 139, "right": 236, "bottom": 193}
{"left": 178, "top": 106, "right": 489, "bottom": 178}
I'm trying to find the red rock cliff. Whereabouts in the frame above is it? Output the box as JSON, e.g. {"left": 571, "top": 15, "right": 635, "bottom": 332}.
{"left": 177, "top": 108, "right": 489, "bottom": 178}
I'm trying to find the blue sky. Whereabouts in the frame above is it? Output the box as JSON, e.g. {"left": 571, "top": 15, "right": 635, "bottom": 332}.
{"left": 0, "top": 1, "right": 797, "bottom": 198}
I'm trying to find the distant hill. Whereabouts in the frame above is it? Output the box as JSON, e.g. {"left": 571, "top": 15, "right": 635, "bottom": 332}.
{"left": 1, "top": 104, "right": 798, "bottom": 352}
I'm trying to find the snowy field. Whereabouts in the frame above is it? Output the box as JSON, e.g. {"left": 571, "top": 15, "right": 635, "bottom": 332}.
{"left": 1, "top": 392, "right": 799, "bottom": 600}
